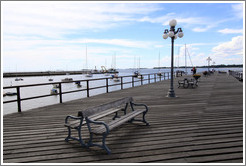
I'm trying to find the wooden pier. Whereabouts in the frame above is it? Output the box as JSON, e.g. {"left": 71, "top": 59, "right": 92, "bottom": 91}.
{"left": 3, "top": 72, "right": 243, "bottom": 163}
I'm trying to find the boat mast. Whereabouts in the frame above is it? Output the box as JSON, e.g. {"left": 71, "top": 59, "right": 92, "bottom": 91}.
{"left": 185, "top": 44, "right": 187, "bottom": 74}
{"left": 84, "top": 42, "right": 88, "bottom": 73}
{"left": 158, "top": 50, "right": 160, "bottom": 72}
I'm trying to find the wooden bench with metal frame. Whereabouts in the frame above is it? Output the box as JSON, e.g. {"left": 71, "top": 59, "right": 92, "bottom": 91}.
{"left": 64, "top": 97, "right": 149, "bottom": 154}
{"left": 178, "top": 78, "right": 189, "bottom": 88}
{"left": 178, "top": 78, "right": 198, "bottom": 89}
{"left": 64, "top": 100, "right": 126, "bottom": 146}
{"left": 188, "top": 78, "right": 198, "bottom": 88}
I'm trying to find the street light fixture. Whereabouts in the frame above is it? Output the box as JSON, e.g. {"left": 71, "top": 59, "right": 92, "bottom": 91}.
{"left": 163, "top": 19, "right": 184, "bottom": 98}
{"left": 206, "top": 56, "right": 212, "bottom": 72}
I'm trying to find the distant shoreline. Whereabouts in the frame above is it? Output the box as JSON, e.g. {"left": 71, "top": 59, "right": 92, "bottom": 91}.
{"left": 3, "top": 66, "right": 243, "bottom": 78}
{"left": 153, "top": 64, "right": 243, "bottom": 69}
{"left": 3, "top": 70, "right": 118, "bottom": 78}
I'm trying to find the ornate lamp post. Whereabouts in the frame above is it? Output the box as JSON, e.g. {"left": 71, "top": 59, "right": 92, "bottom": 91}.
{"left": 163, "top": 19, "right": 184, "bottom": 97}
{"left": 206, "top": 56, "right": 212, "bottom": 72}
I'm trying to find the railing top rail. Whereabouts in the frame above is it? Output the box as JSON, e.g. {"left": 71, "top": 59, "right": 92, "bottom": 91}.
{"left": 3, "top": 72, "right": 170, "bottom": 89}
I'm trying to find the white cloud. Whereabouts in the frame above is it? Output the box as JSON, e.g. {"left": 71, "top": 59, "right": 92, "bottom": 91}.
{"left": 2, "top": 36, "right": 156, "bottom": 71}
{"left": 84, "top": 39, "right": 153, "bottom": 48}
{"left": 137, "top": 12, "right": 226, "bottom": 33}
{"left": 231, "top": 3, "right": 244, "bottom": 19}
{"left": 192, "top": 25, "right": 213, "bottom": 32}
{"left": 2, "top": 2, "right": 162, "bottom": 38}
{"left": 137, "top": 13, "right": 208, "bottom": 28}
{"left": 218, "top": 28, "right": 243, "bottom": 34}
{"left": 212, "top": 36, "right": 243, "bottom": 60}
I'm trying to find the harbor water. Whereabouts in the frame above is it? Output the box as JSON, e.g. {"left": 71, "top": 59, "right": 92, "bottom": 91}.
{"left": 2, "top": 68, "right": 242, "bottom": 115}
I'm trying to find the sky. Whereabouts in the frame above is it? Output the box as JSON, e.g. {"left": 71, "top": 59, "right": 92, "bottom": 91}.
{"left": 1, "top": 1, "right": 245, "bottom": 72}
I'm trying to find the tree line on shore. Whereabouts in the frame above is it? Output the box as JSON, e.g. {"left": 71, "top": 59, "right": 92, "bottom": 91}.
{"left": 153, "top": 64, "right": 243, "bottom": 69}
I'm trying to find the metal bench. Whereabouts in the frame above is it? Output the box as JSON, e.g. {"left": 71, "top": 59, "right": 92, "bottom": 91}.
{"left": 64, "top": 103, "right": 125, "bottom": 146}
{"left": 178, "top": 78, "right": 189, "bottom": 88}
{"left": 178, "top": 78, "right": 198, "bottom": 88}
{"left": 64, "top": 97, "right": 149, "bottom": 154}
{"left": 188, "top": 78, "right": 198, "bottom": 88}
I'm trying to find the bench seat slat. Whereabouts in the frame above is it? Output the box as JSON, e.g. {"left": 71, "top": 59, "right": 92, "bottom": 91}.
{"left": 82, "top": 97, "right": 133, "bottom": 117}
{"left": 92, "top": 110, "right": 145, "bottom": 134}
{"left": 64, "top": 107, "right": 123, "bottom": 128}
{"left": 89, "top": 107, "right": 123, "bottom": 120}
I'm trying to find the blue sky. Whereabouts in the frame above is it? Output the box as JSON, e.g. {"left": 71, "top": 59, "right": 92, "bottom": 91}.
{"left": 1, "top": 1, "right": 244, "bottom": 72}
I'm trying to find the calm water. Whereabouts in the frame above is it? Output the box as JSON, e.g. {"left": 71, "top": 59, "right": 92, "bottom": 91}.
{"left": 2, "top": 68, "right": 242, "bottom": 115}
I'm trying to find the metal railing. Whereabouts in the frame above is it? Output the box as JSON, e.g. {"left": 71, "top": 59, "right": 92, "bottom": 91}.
{"left": 228, "top": 70, "right": 243, "bottom": 81}
{"left": 3, "top": 72, "right": 170, "bottom": 113}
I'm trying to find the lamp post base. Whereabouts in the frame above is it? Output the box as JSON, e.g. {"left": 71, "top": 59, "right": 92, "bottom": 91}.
{"left": 167, "top": 89, "right": 176, "bottom": 97}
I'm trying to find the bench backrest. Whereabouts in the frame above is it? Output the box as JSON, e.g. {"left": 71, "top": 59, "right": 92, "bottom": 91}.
{"left": 78, "top": 97, "right": 133, "bottom": 118}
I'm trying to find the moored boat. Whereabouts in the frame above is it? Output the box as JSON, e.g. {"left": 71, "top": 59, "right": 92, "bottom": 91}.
{"left": 5, "top": 92, "right": 17, "bottom": 96}
{"left": 15, "top": 78, "right": 23, "bottom": 81}
{"left": 61, "top": 78, "right": 73, "bottom": 82}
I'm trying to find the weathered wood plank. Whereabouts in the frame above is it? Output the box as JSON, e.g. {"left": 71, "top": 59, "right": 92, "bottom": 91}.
{"left": 3, "top": 72, "right": 243, "bottom": 163}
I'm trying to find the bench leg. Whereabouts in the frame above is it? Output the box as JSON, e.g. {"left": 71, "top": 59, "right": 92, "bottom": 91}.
{"left": 87, "top": 133, "right": 111, "bottom": 154}
{"left": 184, "top": 83, "right": 189, "bottom": 88}
{"left": 65, "top": 127, "right": 71, "bottom": 142}
{"left": 142, "top": 112, "right": 149, "bottom": 126}
{"left": 65, "top": 127, "right": 85, "bottom": 147}
{"left": 102, "top": 133, "right": 111, "bottom": 154}
{"left": 78, "top": 128, "right": 85, "bottom": 146}
{"left": 112, "top": 111, "right": 120, "bottom": 120}
{"left": 128, "top": 113, "right": 149, "bottom": 126}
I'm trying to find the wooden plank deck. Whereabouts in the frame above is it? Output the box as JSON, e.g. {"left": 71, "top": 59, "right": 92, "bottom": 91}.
{"left": 3, "top": 72, "right": 244, "bottom": 163}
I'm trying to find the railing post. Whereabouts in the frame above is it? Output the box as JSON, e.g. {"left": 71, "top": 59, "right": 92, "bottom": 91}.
{"left": 159, "top": 74, "right": 161, "bottom": 81}
{"left": 121, "top": 77, "right": 123, "bottom": 89}
{"left": 106, "top": 78, "right": 109, "bottom": 93}
{"left": 141, "top": 75, "right": 143, "bottom": 85}
{"left": 148, "top": 74, "right": 150, "bottom": 84}
{"left": 59, "top": 83, "right": 62, "bottom": 103}
{"left": 168, "top": 73, "right": 169, "bottom": 79}
{"left": 132, "top": 76, "right": 134, "bottom": 87}
{"left": 86, "top": 80, "right": 89, "bottom": 97}
{"left": 16, "top": 87, "right": 21, "bottom": 113}
{"left": 154, "top": 74, "right": 156, "bottom": 82}
{"left": 164, "top": 73, "right": 165, "bottom": 80}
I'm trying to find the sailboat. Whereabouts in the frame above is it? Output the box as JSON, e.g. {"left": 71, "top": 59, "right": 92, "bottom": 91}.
{"left": 109, "top": 52, "right": 120, "bottom": 82}
{"left": 15, "top": 66, "right": 23, "bottom": 81}
{"left": 15, "top": 78, "right": 23, "bottom": 81}
{"left": 133, "top": 56, "right": 139, "bottom": 77}
{"left": 136, "top": 57, "right": 143, "bottom": 79}
{"left": 85, "top": 43, "right": 93, "bottom": 77}
{"left": 185, "top": 44, "right": 194, "bottom": 75}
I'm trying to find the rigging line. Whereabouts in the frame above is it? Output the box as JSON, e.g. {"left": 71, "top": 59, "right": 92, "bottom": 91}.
{"left": 186, "top": 46, "right": 193, "bottom": 67}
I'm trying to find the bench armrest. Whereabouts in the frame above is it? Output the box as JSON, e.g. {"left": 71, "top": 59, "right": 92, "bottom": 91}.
{"left": 86, "top": 117, "right": 109, "bottom": 134}
{"left": 65, "top": 115, "right": 83, "bottom": 124}
{"left": 131, "top": 103, "right": 148, "bottom": 113}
